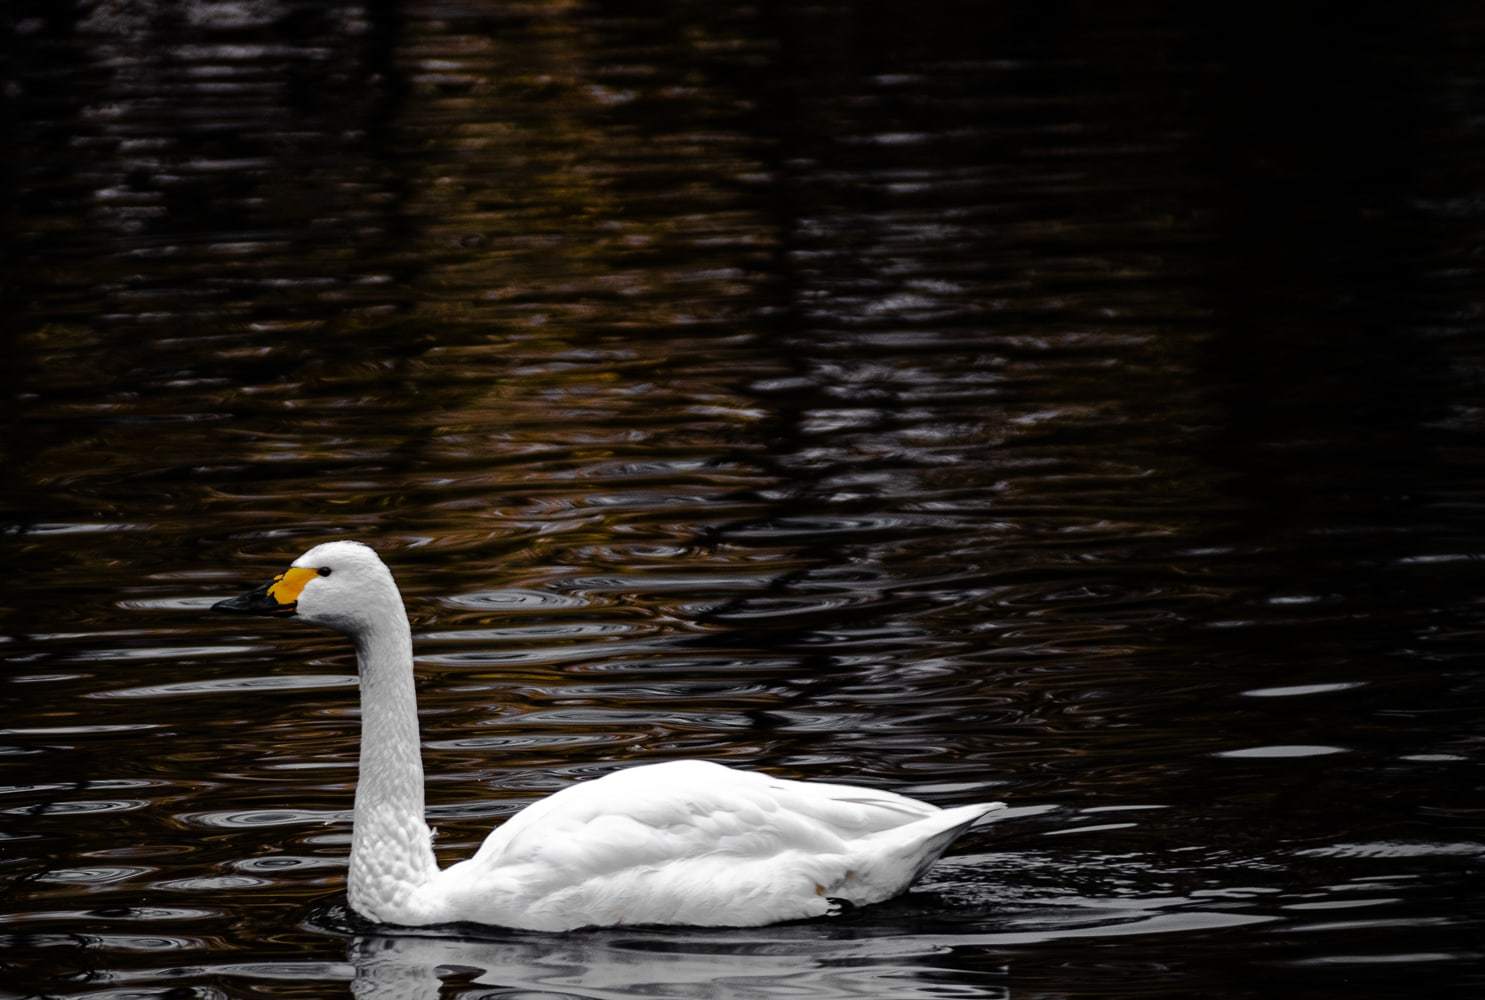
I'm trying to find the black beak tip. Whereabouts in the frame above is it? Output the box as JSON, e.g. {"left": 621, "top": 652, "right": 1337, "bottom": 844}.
{"left": 212, "top": 594, "right": 251, "bottom": 614}
{"left": 212, "top": 587, "right": 295, "bottom": 616}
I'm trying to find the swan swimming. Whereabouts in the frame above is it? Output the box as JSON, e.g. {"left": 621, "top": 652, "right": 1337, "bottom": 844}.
{"left": 213, "top": 540, "right": 1005, "bottom": 931}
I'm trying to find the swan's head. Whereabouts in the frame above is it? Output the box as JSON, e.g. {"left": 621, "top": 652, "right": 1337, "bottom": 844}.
{"left": 212, "top": 540, "right": 400, "bottom": 634}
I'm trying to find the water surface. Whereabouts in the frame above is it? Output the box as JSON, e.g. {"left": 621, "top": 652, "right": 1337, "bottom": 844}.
{"left": 4, "top": 2, "right": 1485, "bottom": 997}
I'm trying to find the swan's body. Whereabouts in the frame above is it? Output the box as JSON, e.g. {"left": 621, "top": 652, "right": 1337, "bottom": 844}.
{"left": 214, "top": 541, "right": 1004, "bottom": 931}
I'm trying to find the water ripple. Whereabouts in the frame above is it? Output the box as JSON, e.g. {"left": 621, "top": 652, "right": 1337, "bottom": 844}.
{"left": 179, "top": 809, "right": 341, "bottom": 831}
{"left": 1215, "top": 745, "right": 1350, "bottom": 759}
{"left": 94, "top": 674, "right": 358, "bottom": 699}
{"left": 441, "top": 589, "right": 589, "bottom": 611}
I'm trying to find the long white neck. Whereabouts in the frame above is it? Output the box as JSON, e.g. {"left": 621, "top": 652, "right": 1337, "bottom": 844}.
{"left": 346, "top": 598, "right": 439, "bottom": 923}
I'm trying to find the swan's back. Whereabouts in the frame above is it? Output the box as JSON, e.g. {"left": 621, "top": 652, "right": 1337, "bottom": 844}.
{"left": 425, "top": 760, "right": 1002, "bottom": 930}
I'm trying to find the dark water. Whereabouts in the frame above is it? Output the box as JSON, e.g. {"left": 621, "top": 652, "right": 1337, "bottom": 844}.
{"left": 4, "top": 2, "right": 1485, "bottom": 997}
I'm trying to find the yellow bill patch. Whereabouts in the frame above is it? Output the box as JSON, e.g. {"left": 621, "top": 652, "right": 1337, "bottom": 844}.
{"left": 266, "top": 566, "right": 318, "bottom": 605}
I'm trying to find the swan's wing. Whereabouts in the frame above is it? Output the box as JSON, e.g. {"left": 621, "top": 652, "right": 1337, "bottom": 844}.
{"left": 433, "top": 760, "right": 999, "bottom": 929}
{"left": 473, "top": 760, "right": 940, "bottom": 871}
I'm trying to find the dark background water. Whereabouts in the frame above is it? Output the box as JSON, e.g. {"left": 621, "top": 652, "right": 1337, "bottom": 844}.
{"left": 4, "top": 1, "right": 1485, "bottom": 997}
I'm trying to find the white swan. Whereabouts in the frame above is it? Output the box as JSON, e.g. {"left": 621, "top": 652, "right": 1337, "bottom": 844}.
{"left": 213, "top": 540, "right": 1004, "bottom": 931}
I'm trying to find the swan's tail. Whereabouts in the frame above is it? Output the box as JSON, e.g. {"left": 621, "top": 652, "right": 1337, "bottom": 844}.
{"left": 834, "top": 800, "right": 1005, "bottom": 907}
{"left": 899, "top": 801, "right": 1005, "bottom": 882}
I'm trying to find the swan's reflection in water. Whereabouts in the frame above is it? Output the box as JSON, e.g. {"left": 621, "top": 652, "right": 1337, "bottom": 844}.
{"left": 345, "top": 923, "right": 1003, "bottom": 1000}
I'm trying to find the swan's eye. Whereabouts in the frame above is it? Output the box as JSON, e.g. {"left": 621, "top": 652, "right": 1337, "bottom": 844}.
{"left": 318, "top": 567, "right": 332, "bottom": 577}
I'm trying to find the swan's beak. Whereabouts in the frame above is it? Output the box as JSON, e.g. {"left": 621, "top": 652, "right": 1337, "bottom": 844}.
{"left": 212, "top": 567, "right": 316, "bottom": 617}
